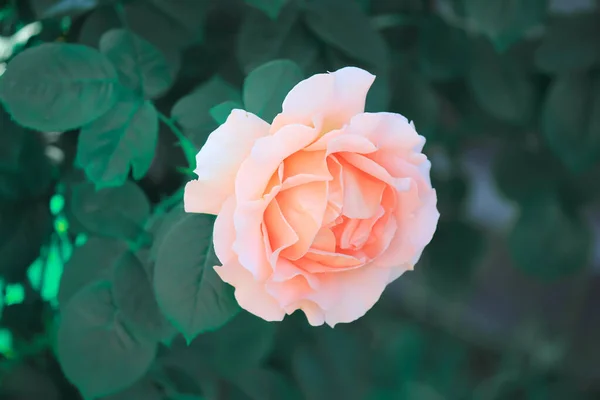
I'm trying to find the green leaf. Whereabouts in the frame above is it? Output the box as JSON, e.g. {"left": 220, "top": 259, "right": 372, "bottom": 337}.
{"left": 100, "top": 29, "right": 175, "bottom": 99}
{"left": 243, "top": 59, "right": 303, "bottom": 122}
{"left": 232, "top": 368, "right": 302, "bottom": 400}
{"left": 76, "top": 93, "right": 158, "bottom": 187}
{"left": 245, "top": 0, "right": 288, "bottom": 19}
{"left": 492, "top": 146, "right": 560, "bottom": 204}
{"left": 57, "top": 281, "right": 157, "bottom": 399}
{"left": 58, "top": 237, "right": 127, "bottom": 308}
{"left": 237, "top": 3, "right": 318, "bottom": 74}
{"left": 166, "top": 311, "right": 276, "bottom": 377}
{"left": 541, "top": 73, "right": 600, "bottom": 174}
{"left": 463, "top": 0, "right": 547, "bottom": 51}
{"left": 0, "top": 43, "right": 120, "bottom": 131}
{"left": 418, "top": 16, "right": 470, "bottom": 81}
{"left": 303, "top": 0, "right": 388, "bottom": 67}
{"left": 209, "top": 101, "right": 243, "bottom": 125}
{"left": 0, "top": 107, "right": 52, "bottom": 201}
{"left": 390, "top": 69, "right": 439, "bottom": 138}
{"left": 100, "top": 377, "right": 163, "bottom": 400}
{"left": 0, "top": 200, "right": 52, "bottom": 284}
{"left": 30, "top": 0, "right": 108, "bottom": 19}
{"left": 153, "top": 213, "right": 240, "bottom": 342}
{"left": 467, "top": 44, "right": 536, "bottom": 124}
{"left": 148, "top": 203, "right": 186, "bottom": 261}
{"left": 424, "top": 219, "right": 485, "bottom": 295}
{"left": 508, "top": 196, "right": 592, "bottom": 281}
{"left": 171, "top": 75, "right": 241, "bottom": 149}
{"left": 80, "top": 1, "right": 208, "bottom": 53}
{"left": 70, "top": 181, "right": 150, "bottom": 242}
{"left": 535, "top": 14, "right": 600, "bottom": 73}
{"left": 112, "top": 251, "right": 175, "bottom": 342}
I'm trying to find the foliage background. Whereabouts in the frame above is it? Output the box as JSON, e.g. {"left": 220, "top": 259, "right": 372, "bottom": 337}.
{"left": 1, "top": 0, "right": 600, "bottom": 399}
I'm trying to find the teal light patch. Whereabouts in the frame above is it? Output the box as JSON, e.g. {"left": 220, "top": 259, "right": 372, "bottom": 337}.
{"left": 41, "top": 242, "right": 64, "bottom": 306}
{"left": 27, "top": 257, "right": 44, "bottom": 291}
{"left": 5, "top": 284, "right": 25, "bottom": 305}
{"left": 50, "top": 194, "right": 65, "bottom": 215}
{"left": 55, "top": 215, "right": 69, "bottom": 233}
{"left": 75, "top": 233, "right": 88, "bottom": 247}
{"left": 0, "top": 328, "right": 12, "bottom": 356}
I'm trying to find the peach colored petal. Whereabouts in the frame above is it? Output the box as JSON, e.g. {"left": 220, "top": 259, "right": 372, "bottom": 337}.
{"left": 235, "top": 123, "right": 321, "bottom": 202}
{"left": 281, "top": 150, "right": 331, "bottom": 190}
{"left": 232, "top": 164, "right": 283, "bottom": 281}
{"left": 271, "top": 67, "right": 375, "bottom": 132}
{"left": 284, "top": 300, "right": 325, "bottom": 326}
{"left": 265, "top": 274, "right": 313, "bottom": 308}
{"left": 263, "top": 199, "right": 299, "bottom": 266}
{"left": 184, "top": 110, "right": 269, "bottom": 215}
{"left": 326, "top": 134, "right": 378, "bottom": 156}
{"left": 304, "top": 249, "right": 363, "bottom": 268}
{"left": 214, "top": 261, "right": 285, "bottom": 322}
{"left": 309, "top": 264, "right": 392, "bottom": 326}
{"left": 341, "top": 153, "right": 411, "bottom": 193}
{"left": 340, "top": 160, "right": 386, "bottom": 219}
{"left": 212, "top": 195, "right": 237, "bottom": 265}
{"left": 311, "top": 227, "right": 336, "bottom": 252}
{"left": 323, "top": 155, "right": 343, "bottom": 226}
{"left": 278, "top": 181, "right": 328, "bottom": 260}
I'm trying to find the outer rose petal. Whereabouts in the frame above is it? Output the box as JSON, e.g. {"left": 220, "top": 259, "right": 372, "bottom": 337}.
{"left": 215, "top": 261, "right": 285, "bottom": 322}
{"left": 312, "top": 264, "right": 392, "bottom": 327}
{"left": 184, "top": 110, "right": 270, "bottom": 215}
{"left": 271, "top": 67, "right": 375, "bottom": 132}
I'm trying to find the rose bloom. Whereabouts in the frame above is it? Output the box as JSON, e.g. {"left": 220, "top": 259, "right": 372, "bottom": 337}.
{"left": 184, "top": 67, "right": 439, "bottom": 327}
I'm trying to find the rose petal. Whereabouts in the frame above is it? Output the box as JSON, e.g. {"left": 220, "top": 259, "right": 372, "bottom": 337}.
{"left": 281, "top": 150, "right": 332, "bottom": 190}
{"left": 184, "top": 110, "right": 270, "bottom": 215}
{"left": 214, "top": 261, "right": 285, "bottom": 322}
{"left": 340, "top": 160, "right": 386, "bottom": 219}
{"left": 278, "top": 181, "right": 328, "bottom": 260}
{"left": 272, "top": 67, "right": 375, "bottom": 132}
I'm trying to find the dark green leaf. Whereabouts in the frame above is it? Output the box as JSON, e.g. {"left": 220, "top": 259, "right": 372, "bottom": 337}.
{"left": 70, "top": 180, "right": 150, "bottom": 242}
{"left": 237, "top": 4, "right": 318, "bottom": 74}
{"left": 467, "top": 45, "right": 536, "bottom": 124}
{"left": 304, "top": 0, "right": 387, "bottom": 67}
{"left": 463, "top": 0, "right": 547, "bottom": 51}
{"left": 165, "top": 311, "right": 276, "bottom": 377}
{"left": 245, "top": 0, "right": 288, "bottom": 19}
{"left": 492, "top": 146, "right": 560, "bottom": 203}
{"left": 0, "top": 200, "right": 52, "bottom": 283}
{"left": 100, "top": 377, "right": 163, "bottom": 400}
{"left": 58, "top": 237, "right": 127, "bottom": 308}
{"left": 209, "top": 101, "right": 243, "bottom": 125}
{"left": 541, "top": 73, "right": 600, "bottom": 174}
{"left": 0, "top": 43, "right": 120, "bottom": 131}
{"left": 153, "top": 213, "right": 240, "bottom": 341}
{"left": 535, "top": 14, "right": 600, "bottom": 73}
{"left": 100, "top": 29, "right": 176, "bottom": 99}
{"left": 148, "top": 203, "right": 186, "bottom": 261}
{"left": 76, "top": 94, "right": 158, "bottom": 187}
{"left": 390, "top": 69, "right": 439, "bottom": 137}
{"left": 57, "top": 281, "right": 157, "bottom": 399}
{"left": 232, "top": 368, "right": 302, "bottom": 400}
{"left": 112, "top": 251, "right": 175, "bottom": 342}
{"left": 80, "top": 1, "right": 208, "bottom": 53}
{"left": 171, "top": 75, "right": 241, "bottom": 149}
{"left": 508, "top": 196, "right": 592, "bottom": 280}
{"left": 243, "top": 59, "right": 303, "bottom": 122}
{"left": 418, "top": 16, "right": 470, "bottom": 81}
{"left": 30, "top": 0, "right": 109, "bottom": 19}
{"left": 0, "top": 107, "right": 52, "bottom": 201}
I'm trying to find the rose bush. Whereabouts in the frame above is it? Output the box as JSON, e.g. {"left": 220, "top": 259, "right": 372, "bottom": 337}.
{"left": 184, "top": 67, "right": 439, "bottom": 326}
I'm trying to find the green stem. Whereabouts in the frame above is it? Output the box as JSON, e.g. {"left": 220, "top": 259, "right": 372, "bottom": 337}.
{"left": 157, "top": 112, "right": 196, "bottom": 174}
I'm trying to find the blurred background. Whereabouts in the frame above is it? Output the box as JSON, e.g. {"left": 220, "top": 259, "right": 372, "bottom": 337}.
{"left": 1, "top": 0, "right": 600, "bottom": 399}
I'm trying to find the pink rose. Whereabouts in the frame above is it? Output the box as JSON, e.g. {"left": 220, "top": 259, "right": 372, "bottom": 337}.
{"left": 184, "top": 67, "right": 439, "bottom": 326}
